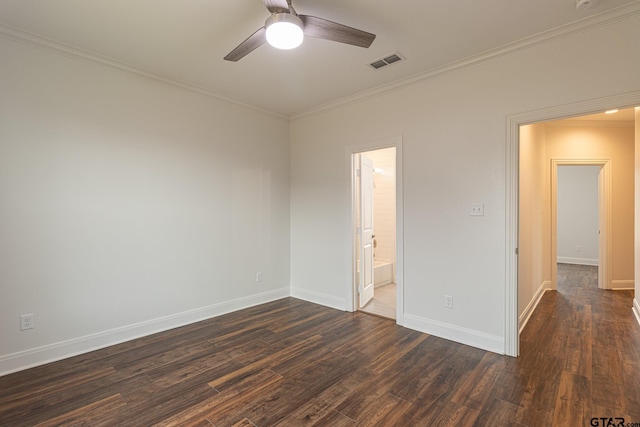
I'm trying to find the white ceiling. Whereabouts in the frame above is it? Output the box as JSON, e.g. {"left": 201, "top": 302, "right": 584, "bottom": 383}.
{"left": 0, "top": 0, "right": 638, "bottom": 116}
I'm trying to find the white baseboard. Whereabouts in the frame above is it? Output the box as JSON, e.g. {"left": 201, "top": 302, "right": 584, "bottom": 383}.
{"left": 557, "top": 257, "right": 598, "bottom": 266}
{"left": 0, "top": 287, "right": 290, "bottom": 377}
{"left": 519, "top": 281, "right": 551, "bottom": 334}
{"left": 611, "top": 280, "right": 635, "bottom": 290}
{"left": 403, "top": 314, "right": 504, "bottom": 355}
{"left": 633, "top": 298, "right": 640, "bottom": 327}
{"left": 290, "top": 287, "right": 347, "bottom": 311}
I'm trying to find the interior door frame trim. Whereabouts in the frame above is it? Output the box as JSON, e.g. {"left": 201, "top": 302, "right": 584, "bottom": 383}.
{"left": 505, "top": 90, "right": 640, "bottom": 357}
{"left": 551, "top": 160, "right": 611, "bottom": 290}
{"left": 346, "top": 136, "right": 404, "bottom": 325}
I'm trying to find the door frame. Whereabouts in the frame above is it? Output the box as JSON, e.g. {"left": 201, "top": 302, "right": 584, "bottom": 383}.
{"left": 346, "top": 136, "right": 404, "bottom": 325}
{"left": 505, "top": 90, "right": 640, "bottom": 357}
{"left": 551, "top": 160, "right": 611, "bottom": 290}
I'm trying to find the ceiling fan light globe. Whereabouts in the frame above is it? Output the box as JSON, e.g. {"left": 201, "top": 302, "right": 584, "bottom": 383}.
{"left": 265, "top": 13, "right": 304, "bottom": 50}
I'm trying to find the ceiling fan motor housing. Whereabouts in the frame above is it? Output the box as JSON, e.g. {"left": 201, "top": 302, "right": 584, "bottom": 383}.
{"left": 265, "top": 13, "right": 304, "bottom": 49}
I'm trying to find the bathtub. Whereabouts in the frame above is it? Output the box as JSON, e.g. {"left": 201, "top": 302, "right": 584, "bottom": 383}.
{"left": 374, "top": 260, "right": 394, "bottom": 287}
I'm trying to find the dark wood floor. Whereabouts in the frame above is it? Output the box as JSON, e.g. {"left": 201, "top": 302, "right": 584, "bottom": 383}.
{"left": 1, "top": 264, "right": 639, "bottom": 426}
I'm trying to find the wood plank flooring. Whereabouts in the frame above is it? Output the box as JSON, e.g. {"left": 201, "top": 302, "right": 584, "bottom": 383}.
{"left": 1, "top": 264, "right": 638, "bottom": 426}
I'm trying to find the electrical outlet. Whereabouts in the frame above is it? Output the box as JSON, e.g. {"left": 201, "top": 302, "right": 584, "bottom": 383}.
{"left": 20, "top": 314, "right": 34, "bottom": 331}
{"left": 470, "top": 203, "right": 484, "bottom": 216}
{"left": 576, "top": 245, "right": 582, "bottom": 253}
{"left": 444, "top": 295, "right": 453, "bottom": 309}
{"left": 256, "top": 272, "right": 263, "bottom": 282}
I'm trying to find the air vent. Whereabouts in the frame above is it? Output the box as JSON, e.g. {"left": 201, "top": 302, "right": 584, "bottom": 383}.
{"left": 368, "top": 52, "right": 406, "bottom": 70}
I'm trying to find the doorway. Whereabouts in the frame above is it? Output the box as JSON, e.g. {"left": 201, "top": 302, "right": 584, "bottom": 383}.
{"left": 506, "top": 95, "right": 640, "bottom": 357}
{"left": 351, "top": 146, "right": 398, "bottom": 320}
{"left": 552, "top": 162, "right": 610, "bottom": 290}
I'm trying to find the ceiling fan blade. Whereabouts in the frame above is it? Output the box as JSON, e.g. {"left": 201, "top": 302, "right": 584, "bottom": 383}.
{"left": 224, "top": 27, "right": 266, "bottom": 62}
{"left": 300, "top": 15, "right": 375, "bottom": 48}
{"left": 263, "top": 0, "right": 290, "bottom": 13}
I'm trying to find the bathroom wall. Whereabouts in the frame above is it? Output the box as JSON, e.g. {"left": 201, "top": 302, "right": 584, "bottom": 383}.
{"left": 365, "top": 148, "right": 396, "bottom": 280}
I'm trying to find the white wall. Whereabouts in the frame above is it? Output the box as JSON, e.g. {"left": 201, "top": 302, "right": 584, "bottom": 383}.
{"left": 290, "top": 14, "right": 640, "bottom": 353}
{"left": 557, "top": 166, "right": 600, "bottom": 265}
{"left": 0, "top": 36, "right": 291, "bottom": 374}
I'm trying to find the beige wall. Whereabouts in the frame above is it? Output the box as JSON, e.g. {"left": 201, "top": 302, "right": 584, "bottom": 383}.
{"left": 545, "top": 122, "right": 635, "bottom": 285}
{"left": 519, "top": 119, "right": 635, "bottom": 325}
{"left": 635, "top": 108, "right": 640, "bottom": 323}
{"left": 518, "top": 124, "right": 550, "bottom": 319}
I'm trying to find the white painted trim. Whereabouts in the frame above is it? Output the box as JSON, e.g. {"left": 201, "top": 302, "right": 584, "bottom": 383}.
{"left": 505, "top": 90, "right": 640, "bottom": 358}
{"left": 0, "top": 25, "right": 288, "bottom": 120}
{"left": 633, "top": 298, "right": 640, "bottom": 327}
{"left": 557, "top": 257, "right": 599, "bottom": 266}
{"left": 505, "top": 105, "right": 520, "bottom": 357}
{"left": 291, "top": 287, "right": 347, "bottom": 311}
{"left": 519, "top": 281, "right": 551, "bottom": 334}
{"left": 292, "top": 2, "right": 640, "bottom": 119}
{"left": 0, "top": 288, "right": 290, "bottom": 377}
{"left": 346, "top": 136, "right": 404, "bottom": 326}
{"left": 347, "top": 148, "right": 358, "bottom": 313}
{"left": 395, "top": 140, "right": 405, "bottom": 326}
{"left": 551, "top": 159, "right": 611, "bottom": 290}
{"left": 404, "top": 314, "right": 504, "bottom": 355}
{"left": 611, "top": 280, "right": 635, "bottom": 290}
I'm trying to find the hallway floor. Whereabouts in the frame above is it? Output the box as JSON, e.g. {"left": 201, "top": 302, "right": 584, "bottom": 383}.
{"left": 518, "top": 263, "right": 640, "bottom": 424}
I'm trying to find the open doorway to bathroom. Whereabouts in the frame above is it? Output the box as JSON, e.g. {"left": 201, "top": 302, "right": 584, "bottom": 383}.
{"left": 353, "top": 147, "right": 397, "bottom": 319}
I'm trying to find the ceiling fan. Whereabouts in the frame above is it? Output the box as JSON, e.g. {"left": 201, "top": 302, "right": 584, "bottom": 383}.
{"left": 224, "top": 0, "right": 376, "bottom": 62}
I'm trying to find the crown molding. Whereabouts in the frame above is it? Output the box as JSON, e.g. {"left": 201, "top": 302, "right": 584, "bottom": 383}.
{"left": 291, "top": 1, "right": 640, "bottom": 120}
{"left": 2, "top": 1, "right": 639, "bottom": 122}
{"left": 0, "top": 24, "right": 288, "bottom": 120}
